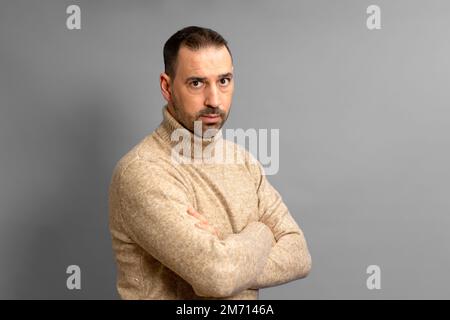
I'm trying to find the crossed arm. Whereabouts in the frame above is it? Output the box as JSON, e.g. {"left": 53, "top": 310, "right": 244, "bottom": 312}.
{"left": 118, "top": 159, "right": 311, "bottom": 298}
{"left": 188, "top": 163, "right": 312, "bottom": 290}
{"left": 243, "top": 167, "right": 312, "bottom": 289}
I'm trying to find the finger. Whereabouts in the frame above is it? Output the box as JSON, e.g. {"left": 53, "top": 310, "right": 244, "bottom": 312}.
{"left": 187, "top": 207, "right": 199, "bottom": 216}
{"left": 195, "top": 222, "right": 217, "bottom": 236}
{"left": 187, "top": 208, "right": 203, "bottom": 220}
{"left": 187, "top": 208, "right": 208, "bottom": 224}
{"left": 187, "top": 207, "right": 203, "bottom": 215}
{"left": 194, "top": 222, "right": 208, "bottom": 231}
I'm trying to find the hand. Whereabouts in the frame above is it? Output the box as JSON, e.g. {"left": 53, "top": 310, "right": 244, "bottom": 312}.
{"left": 187, "top": 207, "right": 221, "bottom": 238}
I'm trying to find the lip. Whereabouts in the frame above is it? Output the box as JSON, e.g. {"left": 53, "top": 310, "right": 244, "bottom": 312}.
{"left": 199, "top": 115, "right": 220, "bottom": 124}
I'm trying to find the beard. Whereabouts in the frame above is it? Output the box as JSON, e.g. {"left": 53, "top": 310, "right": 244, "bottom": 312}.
{"left": 171, "top": 96, "right": 230, "bottom": 138}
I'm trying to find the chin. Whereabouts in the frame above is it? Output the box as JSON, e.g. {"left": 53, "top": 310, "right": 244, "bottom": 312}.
{"left": 202, "top": 125, "right": 221, "bottom": 136}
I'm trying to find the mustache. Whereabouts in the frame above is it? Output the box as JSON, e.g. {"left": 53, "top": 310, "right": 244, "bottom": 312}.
{"left": 197, "top": 108, "right": 225, "bottom": 117}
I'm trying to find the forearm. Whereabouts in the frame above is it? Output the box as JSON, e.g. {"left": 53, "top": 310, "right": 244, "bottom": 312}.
{"left": 246, "top": 159, "right": 312, "bottom": 290}
{"left": 208, "top": 221, "right": 275, "bottom": 297}
{"left": 249, "top": 231, "right": 312, "bottom": 289}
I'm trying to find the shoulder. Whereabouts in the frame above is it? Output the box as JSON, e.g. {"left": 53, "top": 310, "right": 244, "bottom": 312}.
{"left": 109, "top": 133, "right": 186, "bottom": 194}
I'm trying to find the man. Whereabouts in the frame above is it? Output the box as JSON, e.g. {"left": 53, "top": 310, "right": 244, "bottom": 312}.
{"left": 108, "top": 26, "right": 312, "bottom": 300}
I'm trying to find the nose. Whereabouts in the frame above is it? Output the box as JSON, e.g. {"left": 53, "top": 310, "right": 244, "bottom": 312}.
{"left": 204, "top": 83, "right": 221, "bottom": 109}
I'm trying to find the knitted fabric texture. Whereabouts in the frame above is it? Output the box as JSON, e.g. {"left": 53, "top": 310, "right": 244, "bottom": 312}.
{"left": 108, "top": 105, "right": 312, "bottom": 299}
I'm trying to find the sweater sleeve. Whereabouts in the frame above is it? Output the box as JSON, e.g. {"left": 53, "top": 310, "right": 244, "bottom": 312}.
{"left": 248, "top": 160, "right": 312, "bottom": 289}
{"left": 117, "top": 158, "right": 274, "bottom": 298}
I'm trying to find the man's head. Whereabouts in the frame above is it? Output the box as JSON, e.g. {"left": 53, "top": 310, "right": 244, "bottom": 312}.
{"left": 160, "top": 26, "right": 234, "bottom": 137}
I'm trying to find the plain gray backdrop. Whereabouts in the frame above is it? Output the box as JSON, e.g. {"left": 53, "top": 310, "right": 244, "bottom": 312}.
{"left": 1, "top": 0, "right": 449, "bottom": 299}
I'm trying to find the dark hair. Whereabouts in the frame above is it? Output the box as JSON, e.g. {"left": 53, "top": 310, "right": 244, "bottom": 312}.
{"left": 163, "top": 26, "right": 232, "bottom": 78}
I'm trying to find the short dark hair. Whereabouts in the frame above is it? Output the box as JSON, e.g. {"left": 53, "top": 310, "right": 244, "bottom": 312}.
{"left": 163, "top": 26, "right": 232, "bottom": 78}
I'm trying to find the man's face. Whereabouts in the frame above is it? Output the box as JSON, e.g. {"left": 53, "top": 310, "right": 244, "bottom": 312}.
{"left": 161, "top": 45, "right": 234, "bottom": 137}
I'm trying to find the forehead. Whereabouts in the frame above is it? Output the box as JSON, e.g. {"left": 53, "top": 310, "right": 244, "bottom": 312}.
{"left": 176, "top": 45, "right": 233, "bottom": 77}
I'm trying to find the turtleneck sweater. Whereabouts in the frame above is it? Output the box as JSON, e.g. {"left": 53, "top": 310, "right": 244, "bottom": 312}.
{"left": 108, "top": 105, "right": 312, "bottom": 299}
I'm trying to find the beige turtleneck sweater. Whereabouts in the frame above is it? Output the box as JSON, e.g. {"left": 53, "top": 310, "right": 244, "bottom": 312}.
{"left": 108, "top": 105, "right": 312, "bottom": 300}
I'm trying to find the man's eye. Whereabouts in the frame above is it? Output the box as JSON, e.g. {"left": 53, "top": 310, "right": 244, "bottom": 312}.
{"left": 219, "top": 78, "right": 231, "bottom": 86}
{"left": 190, "top": 80, "right": 203, "bottom": 88}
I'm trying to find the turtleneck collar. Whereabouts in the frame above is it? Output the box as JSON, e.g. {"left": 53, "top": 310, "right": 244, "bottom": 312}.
{"left": 155, "top": 104, "right": 224, "bottom": 161}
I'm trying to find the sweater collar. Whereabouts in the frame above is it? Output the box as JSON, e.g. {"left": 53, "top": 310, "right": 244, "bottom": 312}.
{"left": 155, "top": 104, "right": 224, "bottom": 161}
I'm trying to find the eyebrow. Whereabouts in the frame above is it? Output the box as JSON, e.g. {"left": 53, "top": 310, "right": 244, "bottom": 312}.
{"left": 185, "top": 72, "right": 233, "bottom": 83}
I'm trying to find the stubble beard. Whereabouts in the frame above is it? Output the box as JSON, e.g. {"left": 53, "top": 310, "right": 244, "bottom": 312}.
{"left": 170, "top": 97, "right": 229, "bottom": 139}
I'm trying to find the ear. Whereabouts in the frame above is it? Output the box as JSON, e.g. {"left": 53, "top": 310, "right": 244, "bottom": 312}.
{"left": 160, "top": 72, "right": 172, "bottom": 103}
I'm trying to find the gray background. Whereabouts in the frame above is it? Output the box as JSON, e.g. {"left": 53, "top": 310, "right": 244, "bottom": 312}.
{"left": 0, "top": 0, "right": 449, "bottom": 299}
